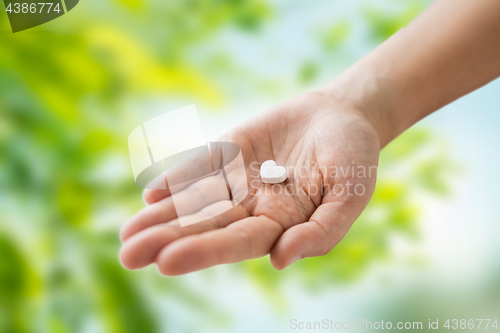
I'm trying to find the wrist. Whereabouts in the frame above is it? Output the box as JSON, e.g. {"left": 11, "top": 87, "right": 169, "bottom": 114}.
{"left": 320, "top": 26, "right": 428, "bottom": 148}
{"left": 321, "top": 64, "right": 399, "bottom": 148}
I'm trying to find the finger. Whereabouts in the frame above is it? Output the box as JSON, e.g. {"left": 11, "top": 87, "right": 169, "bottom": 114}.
{"left": 143, "top": 146, "right": 213, "bottom": 204}
{"left": 142, "top": 172, "right": 172, "bottom": 204}
{"left": 120, "top": 196, "right": 178, "bottom": 242}
{"left": 156, "top": 215, "right": 284, "bottom": 276}
{"left": 168, "top": 170, "right": 235, "bottom": 225}
{"left": 120, "top": 202, "right": 249, "bottom": 270}
{"left": 123, "top": 171, "right": 233, "bottom": 241}
{"left": 143, "top": 142, "right": 241, "bottom": 205}
{"left": 270, "top": 198, "right": 364, "bottom": 270}
{"left": 223, "top": 150, "right": 252, "bottom": 205}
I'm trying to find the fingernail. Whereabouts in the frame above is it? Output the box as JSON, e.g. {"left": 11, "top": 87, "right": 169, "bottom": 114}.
{"left": 286, "top": 256, "right": 301, "bottom": 268}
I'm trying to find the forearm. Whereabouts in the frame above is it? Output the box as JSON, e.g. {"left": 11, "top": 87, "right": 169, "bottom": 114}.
{"left": 323, "top": 0, "right": 500, "bottom": 148}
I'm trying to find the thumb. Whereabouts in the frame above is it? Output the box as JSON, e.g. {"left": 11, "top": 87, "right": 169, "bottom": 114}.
{"left": 269, "top": 197, "right": 366, "bottom": 270}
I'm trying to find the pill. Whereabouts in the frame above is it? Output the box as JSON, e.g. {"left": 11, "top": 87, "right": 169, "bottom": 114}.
{"left": 260, "top": 160, "right": 287, "bottom": 184}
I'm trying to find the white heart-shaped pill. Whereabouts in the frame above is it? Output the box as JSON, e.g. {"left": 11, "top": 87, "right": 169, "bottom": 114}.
{"left": 260, "top": 160, "right": 287, "bottom": 184}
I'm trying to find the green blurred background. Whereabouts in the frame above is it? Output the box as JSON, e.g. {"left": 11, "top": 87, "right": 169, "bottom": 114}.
{"left": 1, "top": 0, "right": 499, "bottom": 332}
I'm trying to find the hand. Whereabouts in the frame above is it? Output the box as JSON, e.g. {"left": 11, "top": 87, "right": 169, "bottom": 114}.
{"left": 119, "top": 90, "right": 380, "bottom": 275}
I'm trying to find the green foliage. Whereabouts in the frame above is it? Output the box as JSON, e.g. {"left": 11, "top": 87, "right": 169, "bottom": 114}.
{"left": 0, "top": 234, "right": 40, "bottom": 333}
{"left": 0, "top": 0, "right": 451, "bottom": 331}
{"left": 298, "top": 61, "right": 318, "bottom": 84}
{"left": 115, "top": 0, "right": 143, "bottom": 9}
{"left": 363, "top": 1, "right": 429, "bottom": 42}
{"left": 0, "top": 0, "right": 273, "bottom": 330}
{"left": 320, "top": 21, "right": 351, "bottom": 51}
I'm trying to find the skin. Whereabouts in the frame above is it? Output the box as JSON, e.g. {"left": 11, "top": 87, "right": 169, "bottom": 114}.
{"left": 120, "top": 0, "right": 500, "bottom": 275}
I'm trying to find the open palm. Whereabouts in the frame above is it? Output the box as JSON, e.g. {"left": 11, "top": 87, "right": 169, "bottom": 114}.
{"left": 120, "top": 91, "right": 380, "bottom": 275}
